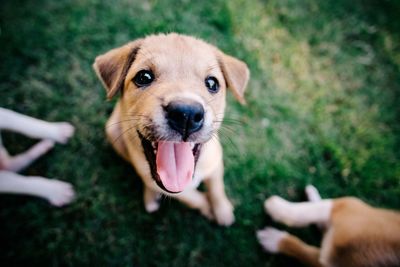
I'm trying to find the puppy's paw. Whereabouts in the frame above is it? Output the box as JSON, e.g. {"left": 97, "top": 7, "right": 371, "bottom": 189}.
{"left": 51, "top": 122, "right": 75, "bottom": 144}
{"left": 305, "top": 185, "right": 321, "bottom": 202}
{"left": 145, "top": 199, "right": 160, "bottom": 213}
{"left": 264, "top": 196, "right": 296, "bottom": 226}
{"left": 213, "top": 199, "right": 235, "bottom": 226}
{"left": 38, "top": 178, "right": 75, "bottom": 207}
{"left": 256, "top": 227, "right": 287, "bottom": 253}
{"left": 144, "top": 189, "right": 161, "bottom": 213}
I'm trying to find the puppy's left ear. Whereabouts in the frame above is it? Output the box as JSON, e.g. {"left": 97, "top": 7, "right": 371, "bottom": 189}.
{"left": 218, "top": 52, "right": 250, "bottom": 105}
{"left": 93, "top": 39, "right": 142, "bottom": 99}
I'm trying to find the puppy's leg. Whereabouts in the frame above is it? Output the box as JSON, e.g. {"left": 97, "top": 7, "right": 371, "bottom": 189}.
{"left": 0, "top": 171, "right": 75, "bottom": 206}
{"left": 143, "top": 186, "right": 161, "bottom": 213}
{"left": 0, "top": 108, "right": 74, "bottom": 144}
{"left": 175, "top": 189, "right": 214, "bottom": 220}
{"left": 257, "top": 227, "right": 323, "bottom": 267}
{"left": 305, "top": 185, "right": 327, "bottom": 230}
{"left": 305, "top": 185, "right": 322, "bottom": 202}
{"left": 265, "top": 196, "right": 332, "bottom": 227}
{"left": 105, "top": 103, "right": 130, "bottom": 161}
{"left": 0, "top": 140, "right": 55, "bottom": 172}
{"left": 204, "top": 163, "right": 234, "bottom": 226}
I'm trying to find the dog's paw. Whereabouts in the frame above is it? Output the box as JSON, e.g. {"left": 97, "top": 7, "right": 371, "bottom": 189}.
{"left": 144, "top": 188, "right": 161, "bottom": 213}
{"left": 37, "top": 178, "right": 75, "bottom": 207}
{"left": 256, "top": 227, "right": 287, "bottom": 253}
{"left": 145, "top": 201, "right": 160, "bottom": 213}
{"left": 145, "top": 199, "right": 161, "bottom": 213}
{"left": 51, "top": 122, "right": 75, "bottom": 144}
{"left": 305, "top": 185, "right": 321, "bottom": 202}
{"left": 213, "top": 199, "right": 235, "bottom": 226}
{"left": 264, "top": 196, "right": 297, "bottom": 226}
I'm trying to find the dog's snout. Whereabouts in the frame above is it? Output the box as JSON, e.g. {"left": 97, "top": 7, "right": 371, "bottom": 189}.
{"left": 165, "top": 101, "right": 204, "bottom": 138}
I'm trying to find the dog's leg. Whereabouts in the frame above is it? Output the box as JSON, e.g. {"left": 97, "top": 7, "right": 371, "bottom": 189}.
{"left": 0, "top": 108, "right": 74, "bottom": 144}
{"left": 105, "top": 103, "right": 130, "bottom": 161}
{"left": 305, "top": 185, "right": 327, "bottom": 230}
{"left": 0, "top": 140, "right": 55, "bottom": 172}
{"left": 257, "top": 227, "right": 323, "bottom": 267}
{"left": 175, "top": 189, "right": 214, "bottom": 220}
{"left": 143, "top": 186, "right": 161, "bottom": 213}
{"left": 305, "top": 185, "right": 322, "bottom": 202}
{"left": 0, "top": 171, "right": 75, "bottom": 206}
{"left": 204, "top": 163, "right": 235, "bottom": 226}
{"left": 265, "top": 196, "right": 332, "bottom": 227}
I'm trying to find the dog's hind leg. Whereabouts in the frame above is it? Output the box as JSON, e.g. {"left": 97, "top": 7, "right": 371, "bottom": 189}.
{"left": 0, "top": 140, "right": 55, "bottom": 172}
{"left": 265, "top": 196, "right": 332, "bottom": 227}
{"left": 0, "top": 171, "right": 75, "bottom": 206}
{"left": 257, "top": 227, "right": 323, "bottom": 267}
{"left": 0, "top": 108, "right": 74, "bottom": 144}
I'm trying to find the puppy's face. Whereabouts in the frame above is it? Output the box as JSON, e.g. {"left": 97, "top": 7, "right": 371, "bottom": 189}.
{"left": 94, "top": 34, "right": 249, "bottom": 193}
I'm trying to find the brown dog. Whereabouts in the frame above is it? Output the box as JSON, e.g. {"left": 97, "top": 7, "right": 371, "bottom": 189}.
{"left": 93, "top": 33, "right": 249, "bottom": 225}
{"left": 257, "top": 185, "right": 400, "bottom": 267}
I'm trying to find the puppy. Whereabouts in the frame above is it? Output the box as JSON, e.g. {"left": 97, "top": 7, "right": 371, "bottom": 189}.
{"left": 0, "top": 107, "right": 75, "bottom": 206}
{"left": 93, "top": 33, "right": 249, "bottom": 225}
{"left": 257, "top": 185, "right": 400, "bottom": 267}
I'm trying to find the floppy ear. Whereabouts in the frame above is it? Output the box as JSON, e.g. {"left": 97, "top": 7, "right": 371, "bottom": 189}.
{"left": 93, "top": 40, "right": 142, "bottom": 99}
{"left": 218, "top": 52, "right": 250, "bottom": 105}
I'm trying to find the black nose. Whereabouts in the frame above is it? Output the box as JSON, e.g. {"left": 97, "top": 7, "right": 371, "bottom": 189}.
{"left": 165, "top": 101, "right": 205, "bottom": 138}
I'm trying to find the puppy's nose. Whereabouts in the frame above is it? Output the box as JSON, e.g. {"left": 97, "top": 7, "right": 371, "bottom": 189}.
{"left": 165, "top": 101, "right": 204, "bottom": 137}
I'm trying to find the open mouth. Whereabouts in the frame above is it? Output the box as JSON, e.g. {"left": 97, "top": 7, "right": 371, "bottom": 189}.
{"left": 138, "top": 131, "right": 202, "bottom": 193}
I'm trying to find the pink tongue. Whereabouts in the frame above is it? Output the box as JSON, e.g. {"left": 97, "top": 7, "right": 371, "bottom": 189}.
{"left": 156, "top": 141, "right": 194, "bottom": 193}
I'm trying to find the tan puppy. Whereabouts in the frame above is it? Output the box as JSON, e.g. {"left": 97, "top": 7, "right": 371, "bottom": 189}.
{"left": 257, "top": 185, "right": 400, "bottom": 267}
{"left": 93, "top": 33, "right": 249, "bottom": 226}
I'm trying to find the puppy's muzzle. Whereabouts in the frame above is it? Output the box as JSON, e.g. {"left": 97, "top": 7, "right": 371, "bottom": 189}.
{"left": 164, "top": 101, "right": 204, "bottom": 140}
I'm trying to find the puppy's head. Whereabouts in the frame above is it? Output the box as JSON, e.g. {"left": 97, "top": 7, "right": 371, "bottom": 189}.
{"left": 94, "top": 33, "right": 249, "bottom": 193}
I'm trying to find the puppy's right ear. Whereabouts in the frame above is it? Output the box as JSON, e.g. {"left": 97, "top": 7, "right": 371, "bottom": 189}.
{"left": 93, "top": 40, "right": 142, "bottom": 99}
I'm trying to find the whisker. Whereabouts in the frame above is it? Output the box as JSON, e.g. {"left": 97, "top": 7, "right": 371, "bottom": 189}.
{"left": 106, "top": 119, "right": 144, "bottom": 128}
{"left": 112, "top": 125, "right": 137, "bottom": 145}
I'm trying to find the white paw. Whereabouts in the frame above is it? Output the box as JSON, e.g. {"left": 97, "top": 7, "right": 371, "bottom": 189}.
{"left": 264, "top": 196, "right": 296, "bottom": 226}
{"left": 52, "top": 122, "right": 75, "bottom": 144}
{"left": 36, "top": 178, "right": 75, "bottom": 206}
{"left": 213, "top": 199, "right": 235, "bottom": 226}
{"left": 257, "top": 227, "right": 288, "bottom": 253}
{"left": 305, "top": 185, "right": 321, "bottom": 202}
{"left": 145, "top": 200, "right": 160, "bottom": 213}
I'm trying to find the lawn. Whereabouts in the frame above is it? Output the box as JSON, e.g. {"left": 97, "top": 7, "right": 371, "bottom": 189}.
{"left": 0, "top": 0, "right": 399, "bottom": 266}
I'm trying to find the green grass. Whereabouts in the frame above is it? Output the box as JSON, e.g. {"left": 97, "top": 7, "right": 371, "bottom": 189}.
{"left": 1, "top": 0, "right": 400, "bottom": 266}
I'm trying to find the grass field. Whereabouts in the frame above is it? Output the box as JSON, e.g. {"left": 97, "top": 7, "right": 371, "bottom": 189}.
{"left": 1, "top": 0, "right": 399, "bottom": 266}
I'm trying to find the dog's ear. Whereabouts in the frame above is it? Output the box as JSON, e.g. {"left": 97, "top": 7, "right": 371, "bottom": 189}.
{"left": 93, "top": 40, "right": 142, "bottom": 99}
{"left": 218, "top": 52, "right": 250, "bottom": 105}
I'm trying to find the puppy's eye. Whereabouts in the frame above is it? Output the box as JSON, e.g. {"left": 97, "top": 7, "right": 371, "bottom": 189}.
{"left": 205, "top": 76, "right": 219, "bottom": 93}
{"left": 133, "top": 70, "right": 154, "bottom": 87}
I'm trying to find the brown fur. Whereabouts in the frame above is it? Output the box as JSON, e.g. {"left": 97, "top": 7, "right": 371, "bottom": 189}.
{"left": 327, "top": 198, "right": 400, "bottom": 267}
{"left": 258, "top": 188, "right": 400, "bottom": 267}
{"left": 93, "top": 33, "right": 249, "bottom": 226}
